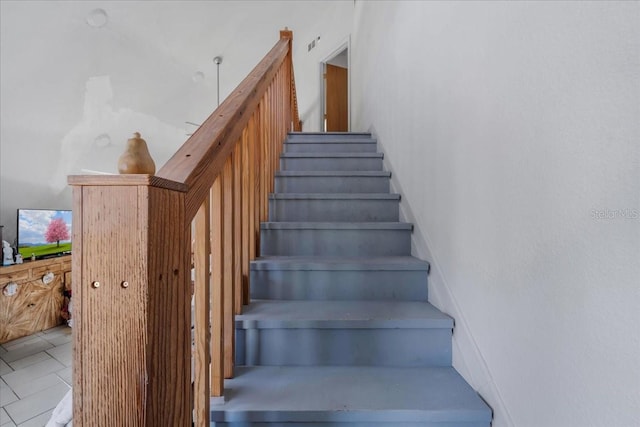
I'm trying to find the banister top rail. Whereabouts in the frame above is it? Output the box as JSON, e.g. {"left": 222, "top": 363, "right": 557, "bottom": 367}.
{"left": 157, "top": 35, "right": 291, "bottom": 221}
{"left": 67, "top": 174, "right": 188, "bottom": 192}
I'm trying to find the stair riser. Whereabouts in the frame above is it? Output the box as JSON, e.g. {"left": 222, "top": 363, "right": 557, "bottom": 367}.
{"left": 287, "top": 133, "right": 371, "bottom": 142}
{"left": 280, "top": 157, "right": 383, "bottom": 171}
{"left": 268, "top": 199, "right": 399, "bottom": 222}
{"left": 260, "top": 229, "right": 411, "bottom": 256}
{"left": 250, "top": 269, "right": 427, "bottom": 301}
{"left": 275, "top": 176, "right": 389, "bottom": 193}
{"left": 214, "top": 423, "right": 488, "bottom": 427}
{"left": 284, "top": 142, "right": 378, "bottom": 153}
{"left": 236, "top": 328, "right": 452, "bottom": 367}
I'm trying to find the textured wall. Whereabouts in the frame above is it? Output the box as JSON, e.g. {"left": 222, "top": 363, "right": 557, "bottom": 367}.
{"left": 0, "top": 0, "right": 353, "bottom": 243}
{"left": 351, "top": 1, "right": 640, "bottom": 426}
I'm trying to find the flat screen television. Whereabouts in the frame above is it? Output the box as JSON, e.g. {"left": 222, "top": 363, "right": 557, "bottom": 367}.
{"left": 17, "top": 209, "right": 72, "bottom": 260}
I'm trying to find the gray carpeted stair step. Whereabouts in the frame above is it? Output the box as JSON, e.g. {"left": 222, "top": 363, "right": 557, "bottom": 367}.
{"left": 268, "top": 193, "right": 400, "bottom": 222}
{"left": 280, "top": 152, "right": 384, "bottom": 171}
{"left": 274, "top": 171, "right": 391, "bottom": 193}
{"left": 284, "top": 139, "right": 377, "bottom": 153}
{"left": 235, "top": 300, "right": 452, "bottom": 367}
{"left": 210, "top": 366, "right": 492, "bottom": 426}
{"left": 250, "top": 256, "right": 428, "bottom": 301}
{"left": 260, "top": 222, "right": 412, "bottom": 256}
{"left": 212, "top": 132, "right": 490, "bottom": 426}
{"left": 286, "top": 131, "right": 372, "bottom": 142}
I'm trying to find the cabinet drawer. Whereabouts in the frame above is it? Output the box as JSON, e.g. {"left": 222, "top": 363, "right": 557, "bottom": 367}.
{"left": 33, "top": 264, "right": 63, "bottom": 278}
{"left": 0, "top": 270, "right": 29, "bottom": 285}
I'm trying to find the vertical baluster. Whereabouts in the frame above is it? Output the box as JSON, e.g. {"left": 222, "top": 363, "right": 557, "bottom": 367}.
{"left": 211, "top": 179, "right": 224, "bottom": 397}
{"left": 284, "top": 66, "right": 289, "bottom": 140}
{"left": 278, "top": 67, "right": 283, "bottom": 149}
{"left": 276, "top": 71, "right": 280, "bottom": 145}
{"left": 194, "top": 197, "right": 211, "bottom": 425}
{"left": 273, "top": 80, "right": 278, "bottom": 191}
{"left": 241, "top": 126, "right": 251, "bottom": 304}
{"left": 286, "top": 58, "right": 292, "bottom": 131}
{"left": 260, "top": 97, "right": 268, "bottom": 223}
{"left": 268, "top": 85, "right": 274, "bottom": 195}
{"left": 283, "top": 69, "right": 286, "bottom": 144}
{"left": 269, "top": 78, "right": 281, "bottom": 186}
{"left": 267, "top": 84, "right": 272, "bottom": 194}
{"left": 233, "top": 142, "right": 243, "bottom": 315}
{"left": 264, "top": 87, "right": 271, "bottom": 203}
{"left": 279, "top": 71, "right": 282, "bottom": 167}
{"left": 250, "top": 110, "right": 258, "bottom": 261}
{"left": 272, "top": 83, "right": 276, "bottom": 197}
{"left": 254, "top": 105, "right": 261, "bottom": 257}
{"left": 277, "top": 68, "right": 282, "bottom": 147}
{"left": 271, "top": 79, "right": 277, "bottom": 189}
{"left": 222, "top": 156, "right": 235, "bottom": 379}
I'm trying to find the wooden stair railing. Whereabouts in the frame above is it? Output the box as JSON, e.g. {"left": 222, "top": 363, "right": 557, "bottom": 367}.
{"left": 68, "top": 29, "right": 300, "bottom": 427}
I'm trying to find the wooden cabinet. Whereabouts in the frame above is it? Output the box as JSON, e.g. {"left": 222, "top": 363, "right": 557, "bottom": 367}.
{"left": 0, "top": 255, "right": 71, "bottom": 343}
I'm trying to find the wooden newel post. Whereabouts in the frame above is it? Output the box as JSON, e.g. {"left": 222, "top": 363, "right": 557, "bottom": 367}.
{"left": 69, "top": 175, "right": 191, "bottom": 426}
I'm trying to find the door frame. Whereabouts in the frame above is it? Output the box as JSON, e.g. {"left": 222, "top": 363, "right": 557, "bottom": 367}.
{"left": 320, "top": 37, "right": 351, "bottom": 131}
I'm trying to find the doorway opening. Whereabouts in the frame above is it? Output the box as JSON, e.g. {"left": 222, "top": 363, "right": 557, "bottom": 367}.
{"left": 321, "top": 43, "right": 349, "bottom": 132}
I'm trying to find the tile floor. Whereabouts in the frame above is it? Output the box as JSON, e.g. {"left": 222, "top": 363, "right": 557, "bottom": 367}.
{"left": 1, "top": 326, "right": 72, "bottom": 427}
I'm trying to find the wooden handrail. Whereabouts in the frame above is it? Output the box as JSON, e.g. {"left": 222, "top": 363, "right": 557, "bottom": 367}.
{"left": 157, "top": 38, "right": 289, "bottom": 221}
{"left": 69, "top": 30, "right": 299, "bottom": 426}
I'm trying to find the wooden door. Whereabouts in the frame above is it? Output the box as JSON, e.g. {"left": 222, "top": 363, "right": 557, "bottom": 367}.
{"left": 325, "top": 64, "right": 348, "bottom": 131}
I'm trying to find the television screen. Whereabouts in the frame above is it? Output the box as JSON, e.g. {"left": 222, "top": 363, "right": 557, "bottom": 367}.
{"left": 17, "top": 209, "right": 72, "bottom": 259}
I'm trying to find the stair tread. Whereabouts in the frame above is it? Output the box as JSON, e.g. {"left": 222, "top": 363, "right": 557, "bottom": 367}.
{"left": 276, "top": 170, "right": 391, "bottom": 177}
{"left": 269, "top": 193, "right": 400, "bottom": 200}
{"left": 285, "top": 138, "right": 376, "bottom": 144}
{"left": 211, "top": 366, "right": 491, "bottom": 422}
{"left": 281, "top": 152, "right": 383, "bottom": 158}
{"left": 288, "top": 131, "right": 372, "bottom": 136}
{"left": 261, "top": 221, "right": 412, "bottom": 230}
{"left": 251, "top": 255, "right": 428, "bottom": 271}
{"left": 237, "top": 300, "right": 452, "bottom": 328}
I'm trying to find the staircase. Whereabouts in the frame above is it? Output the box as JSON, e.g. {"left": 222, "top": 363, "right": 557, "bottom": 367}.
{"left": 210, "top": 132, "right": 492, "bottom": 426}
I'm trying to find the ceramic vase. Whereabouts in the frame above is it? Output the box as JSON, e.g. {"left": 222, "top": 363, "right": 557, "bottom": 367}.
{"left": 117, "top": 132, "right": 156, "bottom": 174}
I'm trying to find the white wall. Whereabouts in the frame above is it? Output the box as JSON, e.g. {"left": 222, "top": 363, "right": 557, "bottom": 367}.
{"left": 0, "top": 0, "right": 353, "bottom": 244}
{"left": 351, "top": 1, "right": 640, "bottom": 426}
{"left": 291, "top": 6, "right": 353, "bottom": 131}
